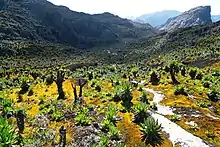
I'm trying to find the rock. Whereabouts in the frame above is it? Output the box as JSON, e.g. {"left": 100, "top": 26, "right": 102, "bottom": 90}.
{"left": 185, "top": 121, "right": 198, "bottom": 127}
{"left": 73, "top": 126, "right": 102, "bottom": 147}
{"left": 56, "top": 102, "right": 65, "bottom": 109}
{"left": 114, "top": 116, "right": 122, "bottom": 121}
{"left": 208, "top": 106, "right": 217, "bottom": 113}
{"left": 34, "top": 114, "right": 49, "bottom": 128}
{"left": 160, "top": 6, "right": 212, "bottom": 31}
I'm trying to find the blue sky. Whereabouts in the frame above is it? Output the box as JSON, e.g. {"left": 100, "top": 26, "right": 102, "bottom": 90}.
{"left": 48, "top": 0, "right": 220, "bottom": 18}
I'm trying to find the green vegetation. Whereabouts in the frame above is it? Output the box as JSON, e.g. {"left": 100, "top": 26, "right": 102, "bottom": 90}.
{"left": 0, "top": 117, "right": 18, "bottom": 146}
{"left": 75, "top": 106, "right": 92, "bottom": 126}
{"left": 174, "top": 84, "right": 187, "bottom": 96}
{"left": 0, "top": 2, "right": 220, "bottom": 146}
{"left": 140, "top": 117, "right": 163, "bottom": 146}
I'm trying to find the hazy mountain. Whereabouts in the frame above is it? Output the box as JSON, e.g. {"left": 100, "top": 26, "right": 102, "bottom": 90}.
{"left": 159, "top": 6, "right": 212, "bottom": 31}
{"left": 212, "top": 15, "right": 220, "bottom": 22}
{"left": 134, "top": 10, "right": 182, "bottom": 27}
{"left": 0, "top": 0, "right": 157, "bottom": 49}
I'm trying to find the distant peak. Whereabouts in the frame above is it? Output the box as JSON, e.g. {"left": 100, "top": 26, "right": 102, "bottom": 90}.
{"left": 159, "top": 5, "right": 212, "bottom": 31}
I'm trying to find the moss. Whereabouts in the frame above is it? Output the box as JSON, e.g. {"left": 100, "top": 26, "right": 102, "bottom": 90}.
{"left": 117, "top": 113, "right": 143, "bottom": 146}
{"left": 176, "top": 116, "right": 220, "bottom": 146}
{"left": 27, "top": 104, "right": 39, "bottom": 118}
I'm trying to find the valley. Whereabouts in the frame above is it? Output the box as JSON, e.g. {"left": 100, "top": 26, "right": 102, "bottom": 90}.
{"left": 0, "top": 0, "right": 220, "bottom": 147}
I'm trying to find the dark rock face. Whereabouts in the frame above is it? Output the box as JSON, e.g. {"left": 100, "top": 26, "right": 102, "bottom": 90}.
{"left": 0, "top": 0, "right": 157, "bottom": 49}
{"left": 160, "top": 6, "right": 212, "bottom": 31}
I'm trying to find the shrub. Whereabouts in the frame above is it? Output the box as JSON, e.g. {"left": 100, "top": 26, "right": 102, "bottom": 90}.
{"left": 19, "top": 81, "right": 30, "bottom": 94}
{"left": 170, "top": 114, "right": 180, "bottom": 122}
{"left": 108, "top": 125, "right": 120, "bottom": 140}
{"left": 195, "top": 71, "right": 203, "bottom": 80}
{"left": 207, "top": 89, "right": 220, "bottom": 102}
{"left": 174, "top": 84, "right": 187, "bottom": 96}
{"left": 27, "top": 87, "right": 34, "bottom": 96}
{"left": 101, "top": 119, "right": 113, "bottom": 131}
{"left": 150, "top": 70, "right": 160, "bottom": 85}
{"left": 140, "top": 117, "right": 163, "bottom": 145}
{"left": 45, "top": 75, "right": 53, "bottom": 85}
{"left": 0, "top": 98, "right": 13, "bottom": 118}
{"left": 189, "top": 68, "right": 197, "bottom": 79}
{"left": 92, "top": 134, "right": 109, "bottom": 147}
{"left": 150, "top": 102, "right": 157, "bottom": 110}
{"left": 114, "top": 82, "right": 133, "bottom": 110}
{"left": 196, "top": 100, "right": 208, "bottom": 108}
{"left": 0, "top": 117, "right": 18, "bottom": 146}
{"left": 140, "top": 91, "right": 149, "bottom": 104}
{"left": 132, "top": 103, "right": 149, "bottom": 123}
{"left": 106, "top": 104, "right": 118, "bottom": 123}
{"left": 74, "top": 107, "right": 92, "bottom": 126}
{"left": 205, "top": 130, "right": 215, "bottom": 138}
{"left": 51, "top": 110, "right": 64, "bottom": 121}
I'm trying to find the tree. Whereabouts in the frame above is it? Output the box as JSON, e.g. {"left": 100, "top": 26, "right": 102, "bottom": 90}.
{"left": 168, "top": 62, "right": 180, "bottom": 85}
{"left": 55, "top": 71, "right": 65, "bottom": 100}
{"left": 71, "top": 78, "right": 87, "bottom": 104}
{"left": 150, "top": 70, "right": 160, "bottom": 85}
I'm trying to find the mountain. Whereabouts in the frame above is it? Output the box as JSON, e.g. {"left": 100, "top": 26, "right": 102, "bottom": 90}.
{"left": 212, "top": 15, "right": 220, "bottom": 22}
{"left": 119, "top": 20, "right": 220, "bottom": 63}
{"left": 92, "top": 12, "right": 158, "bottom": 39}
{"left": 159, "top": 6, "right": 212, "bottom": 31}
{"left": 0, "top": 0, "right": 157, "bottom": 50}
{"left": 134, "top": 10, "right": 181, "bottom": 27}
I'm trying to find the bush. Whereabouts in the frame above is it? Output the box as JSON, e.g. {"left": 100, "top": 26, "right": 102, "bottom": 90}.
{"left": 174, "top": 84, "right": 187, "bottom": 96}
{"left": 195, "top": 71, "right": 203, "bottom": 80}
{"left": 140, "top": 117, "right": 163, "bottom": 145}
{"left": 106, "top": 104, "right": 118, "bottom": 123}
{"left": 189, "top": 68, "right": 197, "bottom": 79}
{"left": 0, "top": 117, "right": 18, "bottom": 146}
{"left": 207, "top": 89, "right": 220, "bottom": 102}
{"left": 150, "top": 70, "right": 160, "bottom": 85}
{"left": 150, "top": 102, "right": 157, "bottom": 110}
{"left": 108, "top": 125, "right": 120, "bottom": 140}
{"left": 114, "top": 82, "right": 133, "bottom": 110}
{"left": 101, "top": 119, "right": 113, "bottom": 131}
{"left": 75, "top": 107, "right": 92, "bottom": 126}
{"left": 132, "top": 103, "right": 149, "bottom": 123}
{"left": 170, "top": 114, "right": 180, "bottom": 122}
{"left": 140, "top": 91, "right": 149, "bottom": 104}
{"left": 196, "top": 100, "right": 208, "bottom": 108}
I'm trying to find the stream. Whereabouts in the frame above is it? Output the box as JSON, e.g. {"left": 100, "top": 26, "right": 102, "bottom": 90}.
{"left": 144, "top": 88, "right": 209, "bottom": 147}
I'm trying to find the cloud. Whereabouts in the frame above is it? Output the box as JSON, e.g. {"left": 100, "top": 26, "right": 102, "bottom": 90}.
{"left": 48, "top": 0, "right": 220, "bottom": 17}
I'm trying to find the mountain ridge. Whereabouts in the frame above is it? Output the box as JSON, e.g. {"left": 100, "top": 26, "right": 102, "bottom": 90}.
{"left": 0, "top": 0, "right": 157, "bottom": 50}
{"left": 159, "top": 6, "right": 212, "bottom": 31}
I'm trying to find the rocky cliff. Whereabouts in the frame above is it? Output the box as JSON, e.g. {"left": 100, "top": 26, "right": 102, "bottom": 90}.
{"left": 160, "top": 6, "right": 212, "bottom": 31}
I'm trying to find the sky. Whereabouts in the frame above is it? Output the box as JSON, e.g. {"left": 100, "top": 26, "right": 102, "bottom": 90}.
{"left": 48, "top": 0, "right": 220, "bottom": 18}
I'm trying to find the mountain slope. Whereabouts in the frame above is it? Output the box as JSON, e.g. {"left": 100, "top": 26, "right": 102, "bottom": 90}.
{"left": 134, "top": 10, "right": 181, "bottom": 27}
{"left": 160, "top": 6, "right": 212, "bottom": 31}
{"left": 92, "top": 12, "right": 158, "bottom": 39}
{"left": 0, "top": 0, "right": 157, "bottom": 50}
{"left": 105, "top": 21, "right": 220, "bottom": 64}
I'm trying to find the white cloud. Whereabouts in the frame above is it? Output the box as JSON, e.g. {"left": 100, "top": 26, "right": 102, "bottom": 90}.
{"left": 48, "top": 0, "right": 220, "bottom": 18}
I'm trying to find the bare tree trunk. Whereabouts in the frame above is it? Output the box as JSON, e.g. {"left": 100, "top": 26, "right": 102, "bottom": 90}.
{"left": 59, "top": 126, "right": 66, "bottom": 147}
{"left": 55, "top": 71, "right": 65, "bottom": 100}
{"left": 16, "top": 110, "right": 25, "bottom": 133}
{"left": 170, "top": 70, "right": 179, "bottom": 85}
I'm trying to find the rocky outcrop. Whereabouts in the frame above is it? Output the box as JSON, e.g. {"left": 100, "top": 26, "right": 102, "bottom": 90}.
{"left": 160, "top": 6, "right": 212, "bottom": 31}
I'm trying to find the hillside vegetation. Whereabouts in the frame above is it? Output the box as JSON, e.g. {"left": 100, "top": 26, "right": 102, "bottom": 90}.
{"left": 0, "top": 1, "right": 220, "bottom": 147}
